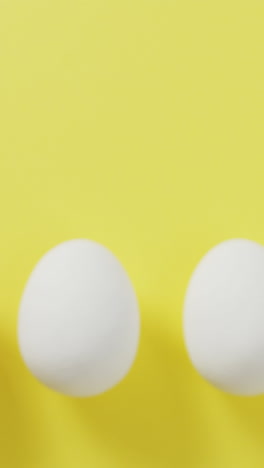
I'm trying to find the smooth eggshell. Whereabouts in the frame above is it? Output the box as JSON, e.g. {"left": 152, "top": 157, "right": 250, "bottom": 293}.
{"left": 18, "top": 239, "right": 140, "bottom": 397}
{"left": 184, "top": 238, "right": 264, "bottom": 395}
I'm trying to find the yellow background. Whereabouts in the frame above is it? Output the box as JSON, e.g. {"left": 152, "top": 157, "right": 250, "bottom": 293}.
{"left": 0, "top": 1, "right": 264, "bottom": 467}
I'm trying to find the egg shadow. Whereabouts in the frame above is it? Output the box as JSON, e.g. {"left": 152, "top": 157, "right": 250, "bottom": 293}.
{"left": 224, "top": 391, "right": 264, "bottom": 448}
{"left": 0, "top": 333, "right": 55, "bottom": 467}
{"left": 69, "top": 305, "right": 219, "bottom": 467}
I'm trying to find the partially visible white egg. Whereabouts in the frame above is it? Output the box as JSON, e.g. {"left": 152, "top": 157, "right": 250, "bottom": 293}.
{"left": 184, "top": 239, "right": 264, "bottom": 395}
{"left": 18, "top": 239, "right": 140, "bottom": 397}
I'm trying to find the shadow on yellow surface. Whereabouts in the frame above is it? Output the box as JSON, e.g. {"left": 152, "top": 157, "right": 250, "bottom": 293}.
{"left": 2, "top": 307, "right": 264, "bottom": 467}
{"left": 65, "top": 310, "right": 264, "bottom": 467}
{"left": 69, "top": 310, "right": 215, "bottom": 467}
{"left": 0, "top": 336, "right": 54, "bottom": 467}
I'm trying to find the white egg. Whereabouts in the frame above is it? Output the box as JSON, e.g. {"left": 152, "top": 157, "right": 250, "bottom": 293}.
{"left": 18, "top": 239, "right": 140, "bottom": 397}
{"left": 183, "top": 238, "right": 264, "bottom": 395}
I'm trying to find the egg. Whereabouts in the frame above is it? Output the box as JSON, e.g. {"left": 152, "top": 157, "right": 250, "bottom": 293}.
{"left": 18, "top": 239, "right": 140, "bottom": 397}
{"left": 183, "top": 238, "right": 264, "bottom": 395}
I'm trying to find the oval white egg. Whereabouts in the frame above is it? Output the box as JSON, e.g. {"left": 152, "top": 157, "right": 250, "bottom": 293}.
{"left": 18, "top": 239, "right": 140, "bottom": 397}
{"left": 184, "top": 238, "right": 264, "bottom": 395}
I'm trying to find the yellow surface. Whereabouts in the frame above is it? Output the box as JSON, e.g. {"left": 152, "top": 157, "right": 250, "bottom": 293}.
{"left": 0, "top": 1, "right": 264, "bottom": 467}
